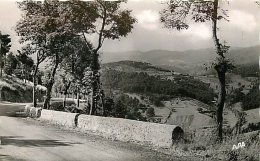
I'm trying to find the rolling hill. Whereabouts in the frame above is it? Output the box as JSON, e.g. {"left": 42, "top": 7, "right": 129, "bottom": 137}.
{"left": 101, "top": 60, "right": 258, "bottom": 130}
{"left": 101, "top": 45, "right": 259, "bottom": 75}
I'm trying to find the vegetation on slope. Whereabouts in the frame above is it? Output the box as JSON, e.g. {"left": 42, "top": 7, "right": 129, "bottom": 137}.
{"left": 103, "top": 94, "right": 147, "bottom": 121}
{"left": 103, "top": 60, "right": 171, "bottom": 72}
{"left": 102, "top": 69, "right": 215, "bottom": 105}
{"left": 227, "top": 83, "right": 259, "bottom": 111}
{"left": 0, "top": 75, "right": 45, "bottom": 102}
{"left": 232, "top": 63, "right": 258, "bottom": 77}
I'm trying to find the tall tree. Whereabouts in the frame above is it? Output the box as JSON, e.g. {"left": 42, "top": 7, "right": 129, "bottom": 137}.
{"left": 67, "top": 0, "right": 136, "bottom": 115}
{"left": 59, "top": 36, "right": 93, "bottom": 109}
{"left": 16, "top": 0, "right": 49, "bottom": 107}
{"left": 0, "top": 32, "right": 11, "bottom": 77}
{"left": 16, "top": 0, "right": 73, "bottom": 108}
{"left": 43, "top": 34, "right": 76, "bottom": 109}
{"left": 160, "top": 0, "right": 234, "bottom": 140}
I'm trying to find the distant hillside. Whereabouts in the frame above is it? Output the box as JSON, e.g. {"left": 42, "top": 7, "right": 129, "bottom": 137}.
{"left": 102, "top": 60, "right": 170, "bottom": 73}
{"left": 102, "top": 45, "right": 259, "bottom": 75}
{"left": 101, "top": 67, "right": 215, "bottom": 105}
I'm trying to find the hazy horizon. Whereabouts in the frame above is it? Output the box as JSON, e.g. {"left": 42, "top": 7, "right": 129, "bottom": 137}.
{"left": 102, "top": 44, "right": 260, "bottom": 53}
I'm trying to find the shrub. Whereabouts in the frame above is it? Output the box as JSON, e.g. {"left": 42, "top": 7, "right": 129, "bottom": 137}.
{"left": 49, "top": 101, "right": 75, "bottom": 111}
{"left": 227, "top": 87, "right": 245, "bottom": 105}
{"left": 146, "top": 107, "right": 155, "bottom": 117}
{"left": 228, "top": 151, "right": 239, "bottom": 161}
{"left": 49, "top": 101, "right": 64, "bottom": 111}
{"left": 197, "top": 107, "right": 203, "bottom": 113}
{"left": 182, "top": 146, "right": 189, "bottom": 151}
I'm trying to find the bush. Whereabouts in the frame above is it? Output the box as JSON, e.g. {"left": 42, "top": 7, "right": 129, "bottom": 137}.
{"left": 49, "top": 101, "right": 76, "bottom": 111}
{"left": 112, "top": 100, "right": 127, "bottom": 118}
{"left": 149, "top": 95, "right": 165, "bottom": 107}
{"left": 146, "top": 107, "right": 155, "bottom": 117}
{"left": 197, "top": 107, "right": 203, "bottom": 113}
{"left": 227, "top": 87, "right": 245, "bottom": 105}
{"left": 103, "top": 94, "right": 147, "bottom": 121}
{"left": 228, "top": 151, "right": 239, "bottom": 161}
{"left": 49, "top": 101, "right": 64, "bottom": 111}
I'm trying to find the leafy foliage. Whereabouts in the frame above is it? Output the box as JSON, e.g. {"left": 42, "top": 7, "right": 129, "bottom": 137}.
{"left": 66, "top": 0, "right": 137, "bottom": 114}
{"left": 160, "top": 0, "right": 224, "bottom": 30}
{"left": 16, "top": 0, "right": 136, "bottom": 112}
{"left": 146, "top": 107, "right": 155, "bottom": 118}
{"left": 0, "top": 32, "right": 12, "bottom": 76}
{"left": 226, "top": 87, "right": 245, "bottom": 106}
{"left": 4, "top": 53, "right": 18, "bottom": 75}
{"left": 0, "top": 32, "right": 11, "bottom": 55}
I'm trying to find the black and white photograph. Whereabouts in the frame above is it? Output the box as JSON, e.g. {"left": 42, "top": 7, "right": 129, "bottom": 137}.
{"left": 0, "top": 0, "right": 259, "bottom": 160}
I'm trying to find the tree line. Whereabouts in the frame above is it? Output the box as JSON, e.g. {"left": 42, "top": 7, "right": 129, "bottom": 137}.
{"left": 102, "top": 69, "right": 215, "bottom": 105}
{"left": 232, "top": 63, "right": 258, "bottom": 78}
{"left": 0, "top": 32, "right": 39, "bottom": 82}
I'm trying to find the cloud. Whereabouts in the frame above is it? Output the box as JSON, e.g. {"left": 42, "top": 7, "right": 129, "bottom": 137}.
{"left": 229, "top": 10, "right": 257, "bottom": 31}
{"left": 180, "top": 24, "right": 211, "bottom": 40}
{"left": 136, "top": 10, "right": 160, "bottom": 31}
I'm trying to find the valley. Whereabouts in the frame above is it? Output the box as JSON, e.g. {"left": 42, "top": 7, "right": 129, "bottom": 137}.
{"left": 101, "top": 57, "right": 259, "bottom": 133}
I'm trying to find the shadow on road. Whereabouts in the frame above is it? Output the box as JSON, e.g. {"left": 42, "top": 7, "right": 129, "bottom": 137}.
{"left": 0, "top": 136, "right": 81, "bottom": 147}
{"left": 0, "top": 154, "right": 27, "bottom": 161}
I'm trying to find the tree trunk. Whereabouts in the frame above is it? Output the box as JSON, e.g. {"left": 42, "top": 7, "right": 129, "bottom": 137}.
{"left": 77, "top": 87, "right": 80, "bottom": 108}
{"left": 0, "top": 87, "right": 2, "bottom": 101}
{"left": 23, "top": 64, "right": 26, "bottom": 83}
{"left": 89, "top": 51, "right": 100, "bottom": 115}
{"left": 32, "top": 76, "right": 37, "bottom": 107}
{"left": 0, "top": 54, "right": 2, "bottom": 77}
{"left": 63, "top": 82, "right": 71, "bottom": 108}
{"left": 63, "top": 93, "right": 67, "bottom": 109}
{"left": 212, "top": 0, "right": 227, "bottom": 141}
{"left": 43, "top": 56, "right": 59, "bottom": 109}
{"left": 43, "top": 51, "right": 60, "bottom": 109}
{"left": 32, "top": 63, "right": 39, "bottom": 107}
{"left": 216, "top": 70, "right": 226, "bottom": 141}
{"left": 89, "top": 90, "right": 94, "bottom": 115}
{"left": 43, "top": 81, "right": 54, "bottom": 109}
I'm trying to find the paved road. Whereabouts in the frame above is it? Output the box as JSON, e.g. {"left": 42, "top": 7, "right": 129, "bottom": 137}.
{"left": 0, "top": 103, "right": 179, "bottom": 161}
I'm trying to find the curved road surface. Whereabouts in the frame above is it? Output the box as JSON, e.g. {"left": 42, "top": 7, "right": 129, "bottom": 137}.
{"left": 0, "top": 102, "right": 180, "bottom": 161}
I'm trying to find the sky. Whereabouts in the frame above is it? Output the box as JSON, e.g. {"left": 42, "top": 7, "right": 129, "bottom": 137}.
{"left": 0, "top": 0, "right": 259, "bottom": 54}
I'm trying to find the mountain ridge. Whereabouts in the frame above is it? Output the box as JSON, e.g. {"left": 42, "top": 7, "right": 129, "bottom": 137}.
{"left": 101, "top": 45, "right": 259, "bottom": 75}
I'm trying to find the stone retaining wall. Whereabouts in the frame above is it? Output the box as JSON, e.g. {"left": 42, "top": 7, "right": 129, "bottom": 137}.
{"left": 38, "top": 109, "right": 183, "bottom": 147}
